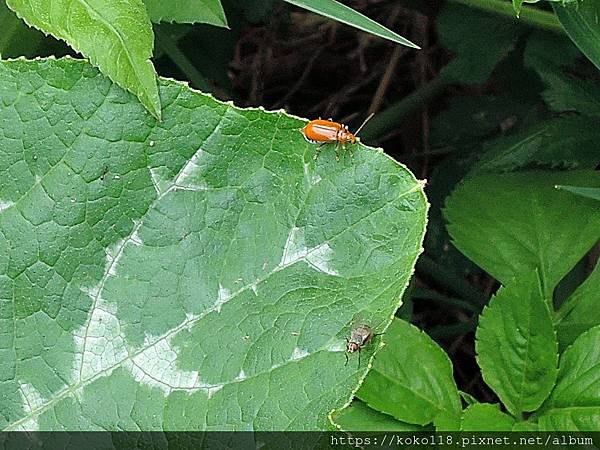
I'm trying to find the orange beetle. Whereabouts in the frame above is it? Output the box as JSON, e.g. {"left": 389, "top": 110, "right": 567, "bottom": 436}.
{"left": 302, "top": 113, "right": 374, "bottom": 160}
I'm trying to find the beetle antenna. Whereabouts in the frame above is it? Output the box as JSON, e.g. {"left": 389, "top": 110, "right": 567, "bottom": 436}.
{"left": 354, "top": 112, "right": 375, "bottom": 136}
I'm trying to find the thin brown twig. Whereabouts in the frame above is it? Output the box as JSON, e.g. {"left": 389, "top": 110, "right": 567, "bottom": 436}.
{"left": 308, "top": 70, "right": 382, "bottom": 118}
{"left": 367, "top": 46, "right": 405, "bottom": 115}
{"left": 414, "top": 10, "right": 431, "bottom": 178}
{"left": 272, "top": 47, "right": 324, "bottom": 109}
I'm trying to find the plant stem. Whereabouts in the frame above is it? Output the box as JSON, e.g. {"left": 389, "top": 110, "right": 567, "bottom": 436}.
{"left": 359, "top": 1, "right": 564, "bottom": 142}
{"left": 427, "top": 320, "right": 478, "bottom": 339}
{"left": 154, "top": 28, "right": 210, "bottom": 92}
{"left": 360, "top": 75, "right": 451, "bottom": 140}
{"left": 416, "top": 255, "right": 488, "bottom": 308}
{"left": 447, "top": 0, "right": 564, "bottom": 35}
{"left": 412, "top": 288, "right": 480, "bottom": 313}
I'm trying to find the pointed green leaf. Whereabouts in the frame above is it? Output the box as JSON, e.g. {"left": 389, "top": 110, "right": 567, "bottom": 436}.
{"left": 283, "top": 0, "right": 419, "bottom": 48}
{"left": 144, "top": 0, "right": 228, "bottom": 26}
{"left": 357, "top": 319, "right": 461, "bottom": 427}
{"left": 6, "top": 0, "right": 161, "bottom": 119}
{"left": 474, "top": 117, "right": 600, "bottom": 173}
{"left": 537, "top": 326, "right": 600, "bottom": 431}
{"left": 445, "top": 171, "right": 600, "bottom": 297}
{"left": 476, "top": 271, "right": 558, "bottom": 416}
{"left": 461, "top": 403, "right": 516, "bottom": 431}
{"left": 0, "top": 58, "right": 427, "bottom": 431}
{"left": 554, "top": 0, "right": 600, "bottom": 71}
{"left": 524, "top": 31, "right": 600, "bottom": 117}
{"left": 512, "top": 421, "right": 539, "bottom": 431}
{"left": 459, "top": 391, "right": 479, "bottom": 406}
{"left": 555, "top": 185, "right": 600, "bottom": 202}
{"left": 556, "top": 262, "right": 600, "bottom": 350}
{"left": 513, "top": 0, "right": 525, "bottom": 14}
{"left": 331, "top": 401, "right": 427, "bottom": 432}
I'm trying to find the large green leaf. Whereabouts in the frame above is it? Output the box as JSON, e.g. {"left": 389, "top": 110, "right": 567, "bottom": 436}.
{"left": 438, "top": 2, "right": 524, "bottom": 84}
{"left": 554, "top": 0, "right": 600, "bottom": 71}
{"left": 476, "top": 271, "right": 558, "bottom": 416}
{"left": 460, "top": 403, "right": 516, "bottom": 431}
{"left": 556, "top": 262, "right": 600, "bottom": 350}
{"left": 6, "top": 0, "right": 161, "bottom": 119}
{"left": 524, "top": 30, "right": 581, "bottom": 71}
{"left": 0, "top": 57, "right": 427, "bottom": 431}
{"left": 445, "top": 170, "right": 600, "bottom": 298}
{"left": 537, "top": 326, "right": 600, "bottom": 431}
{"left": 356, "top": 319, "right": 461, "bottom": 427}
{"left": 283, "top": 0, "right": 419, "bottom": 48}
{"left": 144, "top": 0, "right": 228, "bottom": 26}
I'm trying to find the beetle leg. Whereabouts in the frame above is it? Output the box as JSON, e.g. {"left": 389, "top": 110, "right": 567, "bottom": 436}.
{"left": 334, "top": 142, "right": 340, "bottom": 161}
{"left": 344, "top": 352, "right": 349, "bottom": 366}
{"left": 357, "top": 347, "right": 361, "bottom": 368}
{"left": 313, "top": 142, "right": 327, "bottom": 160}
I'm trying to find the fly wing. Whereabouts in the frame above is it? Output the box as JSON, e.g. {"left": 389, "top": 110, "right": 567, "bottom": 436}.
{"left": 349, "top": 310, "right": 386, "bottom": 335}
{"left": 349, "top": 312, "right": 366, "bottom": 330}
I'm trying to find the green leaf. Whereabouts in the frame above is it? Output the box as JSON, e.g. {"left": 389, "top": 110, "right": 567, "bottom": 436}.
{"left": 524, "top": 30, "right": 581, "bottom": 71}
{"left": 554, "top": 0, "right": 600, "bottom": 71}
{"left": 538, "top": 74, "right": 600, "bottom": 117}
{"left": 144, "top": 0, "right": 228, "bottom": 26}
{"left": 459, "top": 391, "right": 479, "bottom": 406}
{"left": 555, "top": 185, "right": 600, "bottom": 201}
{"left": 357, "top": 319, "right": 461, "bottom": 427}
{"left": 445, "top": 170, "right": 600, "bottom": 298}
{"left": 283, "top": 0, "right": 419, "bottom": 48}
{"left": 525, "top": 31, "right": 600, "bottom": 117}
{"left": 0, "top": 57, "right": 428, "bottom": 431}
{"left": 512, "top": 421, "right": 539, "bottom": 431}
{"left": 438, "top": 2, "right": 524, "bottom": 84}
{"left": 6, "top": 0, "right": 161, "bottom": 119}
{"left": 331, "top": 401, "right": 427, "bottom": 432}
{"left": 433, "top": 410, "right": 461, "bottom": 432}
{"left": 556, "top": 262, "right": 600, "bottom": 350}
{"left": 515, "top": 0, "right": 578, "bottom": 15}
{"left": 513, "top": 0, "right": 525, "bottom": 14}
{"left": 537, "top": 326, "right": 600, "bottom": 431}
{"left": 474, "top": 117, "right": 600, "bottom": 173}
{"left": 476, "top": 271, "right": 558, "bottom": 416}
{"left": 430, "top": 94, "right": 539, "bottom": 150}
{"left": 461, "top": 403, "right": 516, "bottom": 431}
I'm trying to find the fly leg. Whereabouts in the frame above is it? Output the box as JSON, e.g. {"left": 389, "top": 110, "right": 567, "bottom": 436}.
{"left": 344, "top": 338, "right": 349, "bottom": 366}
